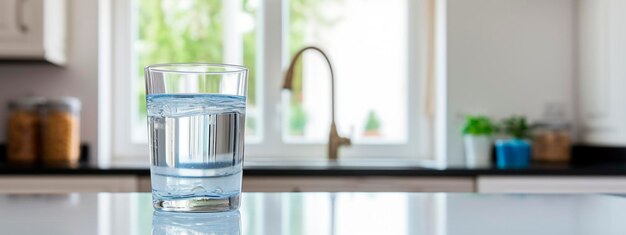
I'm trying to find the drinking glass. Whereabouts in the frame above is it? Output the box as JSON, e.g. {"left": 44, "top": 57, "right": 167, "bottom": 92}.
{"left": 145, "top": 63, "right": 247, "bottom": 212}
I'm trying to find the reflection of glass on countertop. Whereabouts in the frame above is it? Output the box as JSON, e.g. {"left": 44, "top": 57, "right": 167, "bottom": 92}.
{"left": 152, "top": 210, "right": 241, "bottom": 235}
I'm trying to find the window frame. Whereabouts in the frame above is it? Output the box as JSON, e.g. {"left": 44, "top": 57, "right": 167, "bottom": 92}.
{"left": 111, "top": 0, "right": 434, "bottom": 162}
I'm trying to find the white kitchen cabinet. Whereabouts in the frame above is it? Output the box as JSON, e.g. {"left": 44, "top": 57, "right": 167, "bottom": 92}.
{"left": 0, "top": 176, "right": 138, "bottom": 193}
{"left": 0, "top": 175, "right": 476, "bottom": 193}
{"left": 139, "top": 176, "right": 475, "bottom": 192}
{"left": 0, "top": 0, "right": 66, "bottom": 65}
{"left": 242, "top": 176, "right": 475, "bottom": 192}
{"left": 6, "top": 175, "right": 626, "bottom": 193}
{"left": 578, "top": 0, "right": 626, "bottom": 144}
{"left": 477, "top": 176, "right": 626, "bottom": 193}
{"left": 0, "top": 0, "right": 27, "bottom": 37}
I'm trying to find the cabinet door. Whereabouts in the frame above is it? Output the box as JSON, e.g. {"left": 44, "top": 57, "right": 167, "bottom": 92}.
{"left": 242, "top": 176, "right": 475, "bottom": 192}
{"left": 0, "top": 176, "right": 139, "bottom": 193}
{"left": 0, "top": 0, "right": 20, "bottom": 37}
{"left": 0, "top": 0, "right": 44, "bottom": 57}
{"left": 0, "top": 0, "right": 30, "bottom": 39}
{"left": 477, "top": 176, "right": 626, "bottom": 193}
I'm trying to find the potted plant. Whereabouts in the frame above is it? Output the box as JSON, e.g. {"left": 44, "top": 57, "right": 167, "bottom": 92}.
{"left": 363, "top": 110, "right": 381, "bottom": 137}
{"left": 496, "top": 116, "right": 532, "bottom": 168}
{"left": 462, "top": 115, "right": 495, "bottom": 167}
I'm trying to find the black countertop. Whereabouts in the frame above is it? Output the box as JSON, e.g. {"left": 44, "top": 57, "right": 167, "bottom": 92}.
{"left": 4, "top": 192, "right": 626, "bottom": 234}
{"left": 1, "top": 160, "right": 626, "bottom": 177}
{"left": 1, "top": 145, "right": 625, "bottom": 177}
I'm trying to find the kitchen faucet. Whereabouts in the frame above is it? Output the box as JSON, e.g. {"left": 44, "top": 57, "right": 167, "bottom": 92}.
{"left": 282, "top": 46, "right": 351, "bottom": 160}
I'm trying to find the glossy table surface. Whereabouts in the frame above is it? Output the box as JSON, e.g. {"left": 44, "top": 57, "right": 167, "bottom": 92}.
{"left": 1, "top": 192, "right": 625, "bottom": 235}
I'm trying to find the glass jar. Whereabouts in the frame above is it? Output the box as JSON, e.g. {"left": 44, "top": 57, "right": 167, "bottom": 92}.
{"left": 7, "top": 97, "right": 45, "bottom": 165}
{"left": 532, "top": 123, "right": 571, "bottom": 163}
{"left": 41, "top": 97, "right": 81, "bottom": 166}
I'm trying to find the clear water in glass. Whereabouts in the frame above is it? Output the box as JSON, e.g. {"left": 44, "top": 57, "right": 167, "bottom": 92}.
{"left": 148, "top": 94, "right": 245, "bottom": 212}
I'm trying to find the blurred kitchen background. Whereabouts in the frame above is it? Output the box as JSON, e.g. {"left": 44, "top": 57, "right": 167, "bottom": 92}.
{"left": 0, "top": 0, "right": 625, "bottom": 193}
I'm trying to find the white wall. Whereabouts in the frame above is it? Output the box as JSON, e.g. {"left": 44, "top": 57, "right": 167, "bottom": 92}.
{"left": 446, "top": 0, "right": 576, "bottom": 164}
{"left": 0, "top": 0, "right": 98, "bottom": 162}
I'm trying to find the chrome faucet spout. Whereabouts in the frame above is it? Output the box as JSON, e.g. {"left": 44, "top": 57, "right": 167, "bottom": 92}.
{"left": 282, "top": 46, "right": 351, "bottom": 160}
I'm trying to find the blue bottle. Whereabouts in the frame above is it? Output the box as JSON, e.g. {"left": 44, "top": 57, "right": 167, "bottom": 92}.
{"left": 495, "top": 139, "right": 531, "bottom": 168}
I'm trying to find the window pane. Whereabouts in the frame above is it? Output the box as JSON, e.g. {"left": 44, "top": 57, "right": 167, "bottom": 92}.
{"left": 132, "top": 0, "right": 260, "bottom": 143}
{"left": 284, "top": 0, "right": 408, "bottom": 144}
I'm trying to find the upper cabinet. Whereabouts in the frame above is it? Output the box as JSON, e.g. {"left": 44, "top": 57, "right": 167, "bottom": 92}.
{"left": 578, "top": 0, "right": 626, "bottom": 145}
{"left": 0, "top": 0, "right": 66, "bottom": 65}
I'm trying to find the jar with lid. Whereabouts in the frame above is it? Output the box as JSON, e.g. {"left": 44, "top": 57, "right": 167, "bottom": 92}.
{"left": 7, "top": 97, "right": 45, "bottom": 165}
{"left": 531, "top": 123, "right": 571, "bottom": 163}
{"left": 531, "top": 103, "right": 572, "bottom": 163}
{"left": 41, "top": 97, "right": 81, "bottom": 166}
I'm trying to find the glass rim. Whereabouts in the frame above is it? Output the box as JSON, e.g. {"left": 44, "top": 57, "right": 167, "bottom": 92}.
{"left": 145, "top": 63, "right": 248, "bottom": 75}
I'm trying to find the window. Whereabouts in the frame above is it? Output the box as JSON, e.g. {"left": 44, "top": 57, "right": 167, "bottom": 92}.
{"left": 113, "top": 0, "right": 431, "bottom": 160}
{"left": 283, "top": 0, "right": 407, "bottom": 143}
{"left": 131, "top": 0, "right": 261, "bottom": 143}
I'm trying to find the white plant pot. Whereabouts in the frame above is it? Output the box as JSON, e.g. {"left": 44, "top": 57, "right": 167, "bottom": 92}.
{"left": 464, "top": 135, "right": 492, "bottom": 167}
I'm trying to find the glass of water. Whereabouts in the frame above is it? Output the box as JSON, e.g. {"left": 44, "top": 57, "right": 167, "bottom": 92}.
{"left": 145, "top": 63, "right": 247, "bottom": 212}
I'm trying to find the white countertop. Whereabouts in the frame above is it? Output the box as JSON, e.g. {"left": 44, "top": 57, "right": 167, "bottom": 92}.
{"left": 1, "top": 192, "right": 625, "bottom": 234}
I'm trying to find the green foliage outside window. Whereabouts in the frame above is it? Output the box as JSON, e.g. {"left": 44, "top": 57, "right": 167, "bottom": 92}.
{"left": 289, "top": 104, "right": 308, "bottom": 136}
{"left": 135, "top": 0, "right": 257, "bottom": 126}
{"left": 135, "top": 0, "right": 345, "bottom": 137}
